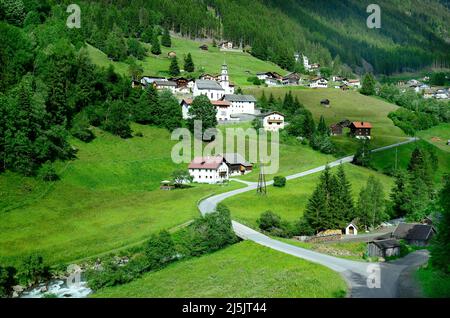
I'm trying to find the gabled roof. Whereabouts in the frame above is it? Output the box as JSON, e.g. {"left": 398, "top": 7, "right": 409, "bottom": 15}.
{"left": 195, "top": 80, "right": 224, "bottom": 91}
{"left": 180, "top": 98, "right": 230, "bottom": 107}
{"left": 223, "top": 153, "right": 252, "bottom": 167}
{"left": 188, "top": 156, "right": 224, "bottom": 170}
{"left": 351, "top": 122, "right": 372, "bottom": 129}
{"left": 223, "top": 94, "right": 257, "bottom": 102}
{"left": 154, "top": 80, "right": 177, "bottom": 87}
{"left": 370, "top": 239, "right": 401, "bottom": 249}
{"left": 262, "top": 111, "right": 285, "bottom": 118}
{"left": 393, "top": 223, "right": 435, "bottom": 241}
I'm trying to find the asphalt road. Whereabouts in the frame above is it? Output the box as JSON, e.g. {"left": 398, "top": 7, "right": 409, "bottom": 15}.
{"left": 198, "top": 138, "right": 426, "bottom": 298}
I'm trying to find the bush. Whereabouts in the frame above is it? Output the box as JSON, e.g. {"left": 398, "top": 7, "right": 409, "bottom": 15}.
{"left": 296, "top": 219, "right": 315, "bottom": 236}
{"left": 18, "top": 255, "right": 51, "bottom": 286}
{"left": 37, "top": 161, "right": 59, "bottom": 181}
{"left": 71, "top": 112, "right": 95, "bottom": 143}
{"left": 273, "top": 176, "right": 286, "bottom": 187}
{"left": 247, "top": 76, "right": 262, "bottom": 86}
{"left": 145, "top": 230, "right": 176, "bottom": 269}
{"left": 0, "top": 265, "right": 17, "bottom": 297}
{"left": 257, "top": 211, "right": 282, "bottom": 231}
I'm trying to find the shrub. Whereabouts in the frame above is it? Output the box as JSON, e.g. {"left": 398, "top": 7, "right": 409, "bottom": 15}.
{"left": 273, "top": 176, "right": 286, "bottom": 187}
{"left": 257, "top": 211, "right": 282, "bottom": 231}
{"left": 296, "top": 219, "right": 315, "bottom": 236}
{"left": 18, "top": 255, "right": 51, "bottom": 286}
{"left": 0, "top": 265, "right": 17, "bottom": 297}
{"left": 37, "top": 161, "right": 59, "bottom": 181}
{"left": 145, "top": 230, "right": 176, "bottom": 269}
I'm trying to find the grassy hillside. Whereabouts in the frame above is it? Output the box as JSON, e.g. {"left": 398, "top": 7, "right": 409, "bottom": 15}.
{"left": 417, "top": 123, "right": 450, "bottom": 153}
{"left": 87, "top": 35, "right": 287, "bottom": 87}
{"left": 0, "top": 124, "right": 244, "bottom": 267}
{"left": 92, "top": 241, "right": 347, "bottom": 298}
{"left": 224, "top": 163, "right": 394, "bottom": 228}
{"left": 247, "top": 87, "right": 409, "bottom": 154}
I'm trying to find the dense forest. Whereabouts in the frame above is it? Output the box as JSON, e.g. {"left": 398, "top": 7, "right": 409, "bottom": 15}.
{"left": 53, "top": 0, "right": 450, "bottom": 75}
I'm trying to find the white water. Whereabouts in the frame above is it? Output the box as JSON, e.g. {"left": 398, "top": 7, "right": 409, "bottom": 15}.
{"left": 21, "top": 280, "right": 92, "bottom": 298}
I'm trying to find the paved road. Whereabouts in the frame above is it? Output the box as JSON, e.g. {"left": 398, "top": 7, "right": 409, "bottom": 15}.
{"left": 198, "top": 138, "right": 423, "bottom": 298}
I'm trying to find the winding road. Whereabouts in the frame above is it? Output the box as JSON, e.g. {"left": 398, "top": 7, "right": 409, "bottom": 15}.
{"left": 198, "top": 138, "right": 428, "bottom": 298}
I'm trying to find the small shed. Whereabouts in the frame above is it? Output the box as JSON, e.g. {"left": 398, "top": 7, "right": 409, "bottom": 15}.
{"left": 367, "top": 239, "right": 401, "bottom": 258}
{"left": 160, "top": 181, "right": 175, "bottom": 191}
{"left": 320, "top": 99, "right": 330, "bottom": 107}
{"left": 345, "top": 223, "right": 358, "bottom": 236}
{"left": 168, "top": 51, "right": 177, "bottom": 58}
{"left": 199, "top": 44, "right": 209, "bottom": 51}
{"left": 330, "top": 123, "right": 343, "bottom": 136}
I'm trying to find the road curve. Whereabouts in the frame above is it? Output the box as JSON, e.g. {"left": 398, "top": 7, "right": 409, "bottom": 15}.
{"left": 198, "top": 138, "right": 420, "bottom": 298}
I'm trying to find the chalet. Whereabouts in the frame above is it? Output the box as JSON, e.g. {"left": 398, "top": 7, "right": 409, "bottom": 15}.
{"left": 392, "top": 223, "right": 436, "bottom": 246}
{"left": 180, "top": 98, "right": 233, "bottom": 122}
{"left": 282, "top": 72, "right": 301, "bottom": 86}
{"left": 330, "top": 123, "right": 343, "bottom": 136}
{"left": 222, "top": 94, "right": 256, "bottom": 115}
{"left": 347, "top": 79, "right": 361, "bottom": 88}
{"left": 310, "top": 77, "right": 328, "bottom": 88}
{"left": 153, "top": 80, "right": 177, "bottom": 93}
{"left": 349, "top": 121, "right": 372, "bottom": 139}
{"left": 367, "top": 239, "right": 401, "bottom": 258}
{"left": 200, "top": 73, "right": 220, "bottom": 81}
{"left": 262, "top": 112, "right": 285, "bottom": 132}
{"left": 320, "top": 99, "right": 330, "bottom": 107}
{"left": 332, "top": 76, "right": 345, "bottom": 82}
{"left": 188, "top": 155, "right": 229, "bottom": 184}
{"left": 223, "top": 153, "right": 253, "bottom": 176}
{"left": 199, "top": 44, "right": 209, "bottom": 51}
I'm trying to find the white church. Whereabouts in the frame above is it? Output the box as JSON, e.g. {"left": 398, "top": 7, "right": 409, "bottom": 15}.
{"left": 193, "top": 63, "right": 235, "bottom": 99}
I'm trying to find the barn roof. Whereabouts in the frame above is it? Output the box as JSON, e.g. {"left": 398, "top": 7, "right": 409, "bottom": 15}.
{"left": 223, "top": 153, "right": 252, "bottom": 167}
{"left": 188, "top": 156, "right": 224, "bottom": 170}
{"left": 154, "top": 80, "right": 177, "bottom": 87}
{"left": 393, "top": 223, "right": 435, "bottom": 241}
{"left": 370, "top": 239, "right": 401, "bottom": 249}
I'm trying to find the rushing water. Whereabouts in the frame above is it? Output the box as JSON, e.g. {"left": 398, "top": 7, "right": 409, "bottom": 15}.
{"left": 20, "top": 279, "right": 92, "bottom": 298}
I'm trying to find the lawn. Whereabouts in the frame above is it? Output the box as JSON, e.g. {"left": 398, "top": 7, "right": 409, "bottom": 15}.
{"left": 0, "top": 124, "right": 244, "bottom": 267}
{"left": 417, "top": 123, "right": 450, "bottom": 153}
{"left": 223, "top": 163, "right": 394, "bottom": 228}
{"left": 245, "top": 87, "right": 409, "bottom": 155}
{"left": 92, "top": 241, "right": 347, "bottom": 298}
{"left": 371, "top": 139, "right": 450, "bottom": 184}
{"left": 87, "top": 35, "right": 287, "bottom": 87}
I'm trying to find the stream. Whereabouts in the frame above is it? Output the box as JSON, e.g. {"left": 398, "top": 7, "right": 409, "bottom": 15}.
{"left": 20, "top": 278, "right": 92, "bottom": 298}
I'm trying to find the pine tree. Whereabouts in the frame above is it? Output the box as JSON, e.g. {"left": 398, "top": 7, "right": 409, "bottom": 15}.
{"left": 430, "top": 174, "right": 450, "bottom": 273}
{"left": 184, "top": 53, "right": 195, "bottom": 73}
{"left": 151, "top": 35, "right": 161, "bottom": 55}
{"left": 304, "top": 185, "right": 327, "bottom": 233}
{"left": 317, "top": 115, "right": 329, "bottom": 135}
{"left": 336, "top": 165, "right": 355, "bottom": 225}
{"left": 161, "top": 28, "right": 172, "bottom": 47}
{"left": 389, "top": 170, "right": 410, "bottom": 218}
{"left": 169, "top": 57, "right": 180, "bottom": 76}
{"left": 133, "top": 85, "right": 159, "bottom": 124}
{"left": 357, "top": 176, "right": 386, "bottom": 230}
{"left": 352, "top": 139, "right": 371, "bottom": 167}
{"left": 360, "top": 73, "right": 376, "bottom": 96}
{"left": 141, "top": 26, "right": 154, "bottom": 44}
{"left": 282, "top": 91, "right": 295, "bottom": 116}
{"left": 158, "top": 90, "right": 183, "bottom": 131}
{"left": 258, "top": 91, "right": 268, "bottom": 111}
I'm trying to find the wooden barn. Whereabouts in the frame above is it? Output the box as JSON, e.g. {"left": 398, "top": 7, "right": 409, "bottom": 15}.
{"left": 367, "top": 239, "right": 401, "bottom": 258}
{"left": 330, "top": 123, "right": 343, "bottom": 136}
{"left": 392, "top": 223, "right": 436, "bottom": 246}
{"left": 320, "top": 99, "right": 330, "bottom": 107}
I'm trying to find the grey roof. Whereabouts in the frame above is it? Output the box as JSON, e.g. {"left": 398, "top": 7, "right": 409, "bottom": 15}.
{"left": 370, "top": 239, "right": 401, "bottom": 249}
{"left": 155, "top": 80, "right": 177, "bottom": 87}
{"left": 223, "top": 94, "right": 257, "bottom": 102}
{"left": 195, "top": 80, "right": 224, "bottom": 91}
{"left": 392, "top": 223, "right": 435, "bottom": 241}
{"left": 223, "top": 153, "right": 252, "bottom": 167}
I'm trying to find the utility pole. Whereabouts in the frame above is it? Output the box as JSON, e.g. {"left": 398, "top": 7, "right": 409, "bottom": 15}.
{"left": 257, "top": 162, "right": 267, "bottom": 196}
{"left": 395, "top": 147, "right": 398, "bottom": 171}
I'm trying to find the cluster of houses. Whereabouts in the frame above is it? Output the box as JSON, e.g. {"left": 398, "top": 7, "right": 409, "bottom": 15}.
{"left": 399, "top": 79, "right": 449, "bottom": 99}
{"left": 187, "top": 153, "right": 253, "bottom": 184}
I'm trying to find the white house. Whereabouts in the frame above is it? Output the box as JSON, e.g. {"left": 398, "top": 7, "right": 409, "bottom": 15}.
{"left": 345, "top": 223, "right": 358, "bottom": 236}
{"left": 141, "top": 76, "right": 167, "bottom": 86}
{"left": 263, "top": 112, "right": 285, "bottom": 132}
{"left": 346, "top": 79, "right": 361, "bottom": 88}
{"left": 180, "top": 98, "right": 234, "bottom": 122}
{"left": 302, "top": 55, "right": 311, "bottom": 71}
{"left": 188, "top": 155, "right": 229, "bottom": 184}
{"left": 222, "top": 94, "right": 256, "bottom": 115}
{"left": 310, "top": 77, "right": 328, "bottom": 88}
{"left": 219, "top": 41, "right": 234, "bottom": 50}
{"left": 153, "top": 80, "right": 177, "bottom": 93}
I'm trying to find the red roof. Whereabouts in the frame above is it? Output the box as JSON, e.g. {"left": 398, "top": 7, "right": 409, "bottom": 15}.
{"left": 352, "top": 122, "right": 372, "bottom": 129}
{"left": 188, "top": 156, "right": 224, "bottom": 169}
{"left": 181, "top": 99, "right": 230, "bottom": 107}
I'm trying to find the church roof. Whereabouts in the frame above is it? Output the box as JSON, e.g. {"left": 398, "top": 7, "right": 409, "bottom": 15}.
{"left": 195, "top": 80, "right": 224, "bottom": 91}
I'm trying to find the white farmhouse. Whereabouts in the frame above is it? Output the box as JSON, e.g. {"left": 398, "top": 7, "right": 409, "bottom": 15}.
{"left": 346, "top": 79, "right": 361, "bottom": 88}
{"left": 310, "top": 77, "right": 328, "bottom": 88}
{"left": 263, "top": 112, "right": 285, "bottom": 132}
{"left": 188, "top": 155, "right": 229, "bottom": 184}
{"left": 222, "top": 94, "right": 256, "bottom": 115}
{"left": 153, "top": 80, "right": 177, "bottom": 93}
{"left": 180, "top": 98, "right": 234, "bottom": 122}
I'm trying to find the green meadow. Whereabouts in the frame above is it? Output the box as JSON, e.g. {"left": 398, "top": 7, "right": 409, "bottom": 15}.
{"left": 223, "top": 163, "right": 394, "bottom": 228}
{"left": 417, "top": 123, "right": 450, "bottom": 153}
{"left": 87, "top": 36, "right": 287, "bottom": 87}
{"left": 92, "top": 241, "right": 347, "bottom": 298}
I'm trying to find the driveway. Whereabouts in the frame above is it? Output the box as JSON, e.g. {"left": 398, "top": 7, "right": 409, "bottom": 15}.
{"left": 198, "top": 138, "right": 423, "bottom": 298}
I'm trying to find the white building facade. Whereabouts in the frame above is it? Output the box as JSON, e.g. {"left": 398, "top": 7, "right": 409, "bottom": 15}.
{"left": 188, "top": 156, "right": 229, "bottom": 184}
{"left": 310, "top": 77, "right": 328, "bottom": 88}
{"left": 222, "top": 95, "right": 256, "bottom": 115}
{"left": 263, "top": 112, "right": 285, "bottom": 132}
